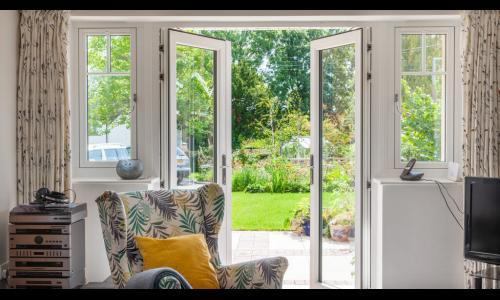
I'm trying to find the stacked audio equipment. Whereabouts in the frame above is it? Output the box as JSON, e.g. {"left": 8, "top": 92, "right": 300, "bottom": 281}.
{"left": 8, "top": 203, "right": 87, "bottom": 289}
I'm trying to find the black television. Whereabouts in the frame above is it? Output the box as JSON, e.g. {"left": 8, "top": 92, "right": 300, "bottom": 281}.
{"left": 464, "top": 176, "right": 500, "bottom": 265}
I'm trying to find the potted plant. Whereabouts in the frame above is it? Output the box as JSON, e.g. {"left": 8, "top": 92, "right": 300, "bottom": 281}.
{"left": 329, "top": 212, "right": 354, "bottom": 242}
{"left": 287, "top": 198, "right": 310, "bottom": 236}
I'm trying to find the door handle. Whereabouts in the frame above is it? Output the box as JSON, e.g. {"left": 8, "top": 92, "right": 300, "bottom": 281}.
{"left": 309, "top": 154, "right": 314, "bottom": 185}
{"left": 221, "top": 154, "right": 228, "bottom": 185}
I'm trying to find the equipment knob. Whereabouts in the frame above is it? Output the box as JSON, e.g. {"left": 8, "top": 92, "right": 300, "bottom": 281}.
{"left": 34, "top": 236, "right": 43, "bottom": 244}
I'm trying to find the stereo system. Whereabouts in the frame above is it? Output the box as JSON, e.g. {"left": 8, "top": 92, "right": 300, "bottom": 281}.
{"left": 8, "top": 203, "right": 87, "bottom": 289}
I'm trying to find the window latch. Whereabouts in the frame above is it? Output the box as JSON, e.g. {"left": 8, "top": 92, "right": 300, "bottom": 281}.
{"left": 131, "top": 93, "right": 137, "bottom": 113}
{"left": 394, "top": 93, "right": 402, "bottom": 115}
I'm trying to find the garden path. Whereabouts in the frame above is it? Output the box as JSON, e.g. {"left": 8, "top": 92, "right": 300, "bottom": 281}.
{"left": 232, "top": 231, "right": 355, "bottom": 289}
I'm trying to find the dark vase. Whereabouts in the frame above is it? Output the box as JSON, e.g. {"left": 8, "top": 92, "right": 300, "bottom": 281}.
{"left": 116, "top": 159, "right": 144, "bottom": 180}
{"left": 302, "top": 219, "right": 310, "bottom": 236}
{"left": 349, "top": 226, "right": 355, "bottom": 238}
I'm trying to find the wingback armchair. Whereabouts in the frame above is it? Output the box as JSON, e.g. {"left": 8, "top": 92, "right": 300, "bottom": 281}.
{"left": 96, "top": 183, "right": 288, "bottom": 289}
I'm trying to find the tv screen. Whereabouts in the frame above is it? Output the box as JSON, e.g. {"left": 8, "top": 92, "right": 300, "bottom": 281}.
{"left": 464, "top": 176, "right": 500, "bottom": 265}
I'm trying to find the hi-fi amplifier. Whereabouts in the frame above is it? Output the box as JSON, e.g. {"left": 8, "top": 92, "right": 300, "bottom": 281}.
{"left": 8, "top": 270, "right": 85, "bottom": 289}
{"left": 8, "top": 202, "right": 87, "bottom": 289}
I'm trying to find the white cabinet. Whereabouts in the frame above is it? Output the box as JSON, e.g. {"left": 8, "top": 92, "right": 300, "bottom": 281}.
{"left": 72, "top": 177, "right": 160, "bottom": 283}
{"left": 371, "top": 178, "right": 464, "bottom": 288}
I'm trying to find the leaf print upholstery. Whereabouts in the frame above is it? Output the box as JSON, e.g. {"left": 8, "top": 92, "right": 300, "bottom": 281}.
{"left": 96, "top": 183, "right": 288, "bottom": 289}
{"left": 216, "top": 257, "right": 288, "bottom": 289}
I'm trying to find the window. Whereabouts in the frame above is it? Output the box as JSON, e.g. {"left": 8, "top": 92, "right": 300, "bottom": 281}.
{"left": 79, "top": 28, "right": 137, "bottom": 167}
{"left": 395, "top": 27, "right": 454, "bottom": 168}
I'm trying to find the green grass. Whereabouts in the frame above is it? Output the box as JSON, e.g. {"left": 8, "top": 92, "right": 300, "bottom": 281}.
{"left": 231, "top": 191, "right": 354, "bottom": 231}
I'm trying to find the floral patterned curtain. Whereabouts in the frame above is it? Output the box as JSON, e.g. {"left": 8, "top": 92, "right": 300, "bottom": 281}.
{"left": 461, "top": 10, "right": 500, "bottom": 288}
{"left": 16, "top": 10, "right": 71, "bottom": 204}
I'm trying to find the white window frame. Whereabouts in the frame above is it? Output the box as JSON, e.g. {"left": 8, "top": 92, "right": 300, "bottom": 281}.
{"left": 78, "top": 27, "right": 138, "bottom": 168}
{"left": 394, "top": 26, "right": 455, "bottom": 169}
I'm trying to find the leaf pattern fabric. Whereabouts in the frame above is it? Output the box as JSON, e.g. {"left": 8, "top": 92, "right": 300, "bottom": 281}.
{"left": 96, "top": 183, "right": 288, "bottom": 289}
{"left": 17, "top": 10, "right": 71, "bottom": 204}
{"left": 217, "top": 257, "right": 288, "bottom": 289}
{"left": 157, "top": 276, "right": 183, "bottom": 289}
{"left": 461, "top": 10, "right": 500, "bottom": 288}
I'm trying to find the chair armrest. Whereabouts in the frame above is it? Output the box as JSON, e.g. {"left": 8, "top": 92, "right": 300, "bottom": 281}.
{"left": 124, "top": 268, "right": 192, "bottom": 289}
{"left": 217, "top": 256, "right": 288, "bottom": 289}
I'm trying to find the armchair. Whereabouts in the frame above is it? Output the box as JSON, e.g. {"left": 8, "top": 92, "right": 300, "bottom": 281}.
{"left": 96, "top": 183, "right": 288, "bottom": 289}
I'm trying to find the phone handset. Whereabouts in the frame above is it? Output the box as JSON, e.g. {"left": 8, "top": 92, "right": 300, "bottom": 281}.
{"left": 400, "top": 158, "right": 424, "bottom": 181}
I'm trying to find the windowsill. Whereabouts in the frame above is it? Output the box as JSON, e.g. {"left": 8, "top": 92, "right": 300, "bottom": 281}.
{"left": 373, "top": 177, "right": 462, "bottom": 185}
{"left": 72, "top": 177, "right": 160, "bottom": 184}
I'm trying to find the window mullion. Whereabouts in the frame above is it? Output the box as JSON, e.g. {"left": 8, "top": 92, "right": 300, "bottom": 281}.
{"left": 421, "top": 34, "right": 426, "bottom": 72}
{"left": 107, "top": 34, "right": 111, "bottom": 73}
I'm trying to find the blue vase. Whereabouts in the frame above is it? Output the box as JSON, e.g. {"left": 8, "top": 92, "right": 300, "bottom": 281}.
{"left": 303, "top": 219, "right": 310, "bottom": 236}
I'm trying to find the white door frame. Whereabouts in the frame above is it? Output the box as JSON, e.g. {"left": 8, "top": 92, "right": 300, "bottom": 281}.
{"left": 310, "top": 28, "right": 371, "bottom": 289}
{"left": 162, "top": 29, "right": 233, "bottom": 264}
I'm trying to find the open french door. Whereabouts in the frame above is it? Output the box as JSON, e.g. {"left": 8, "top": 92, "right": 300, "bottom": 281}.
{"left": 309, "top": 28, "right": 371, "bottom": 289}
{"left": 160, "top": 29, "right": 232, "bottom": 264}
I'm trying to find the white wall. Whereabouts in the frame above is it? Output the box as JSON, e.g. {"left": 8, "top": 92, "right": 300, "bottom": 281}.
{"left": 0, "top": 10, "right": 19, "bottom": 268}
{"left": 371, "top": 179, "right": 464, "bottom": 288}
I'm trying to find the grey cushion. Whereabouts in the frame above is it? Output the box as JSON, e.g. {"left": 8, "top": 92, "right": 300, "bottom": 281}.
{"left": 124, "top": 268, "right": 192, "bottom": 289}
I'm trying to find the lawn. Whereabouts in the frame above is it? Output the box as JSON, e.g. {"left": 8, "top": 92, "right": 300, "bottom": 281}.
{"left": 231, "top": 191, "right": 354, "bottom": 231}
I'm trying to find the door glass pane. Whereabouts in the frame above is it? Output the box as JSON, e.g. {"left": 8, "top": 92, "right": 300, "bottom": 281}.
{"left": 175, "top": 44, "right": 216, "bottom": 187}
{"left": 320, "top": 43, "right": 356, "bottom": 288}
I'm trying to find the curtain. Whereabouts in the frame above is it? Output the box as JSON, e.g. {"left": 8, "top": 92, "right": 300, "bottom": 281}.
{"left": 461, "top": 10, "right": 500, "bottom": 288}
{"left": 16, "top": 10, "right": 71, "bottom": 204}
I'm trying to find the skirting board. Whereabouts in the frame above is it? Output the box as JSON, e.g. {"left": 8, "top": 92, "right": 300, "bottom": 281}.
{"left": 0, "top": 261, "right": 8, "bottom": 280}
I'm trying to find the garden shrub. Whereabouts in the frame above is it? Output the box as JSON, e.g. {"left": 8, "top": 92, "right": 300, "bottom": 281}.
{"left": 323, "top": 161, "right": 354, "bottom": 193}
{"left": 231, "top": 157, "right": 311, "bottom": 193}
{"left": 232, "top": 166, "right": 259, "bottom": 192}
{"left": 246, "top": 183, "right": 267, "bottom": 193}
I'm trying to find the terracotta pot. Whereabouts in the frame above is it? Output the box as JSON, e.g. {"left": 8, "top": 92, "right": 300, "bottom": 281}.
{"left": 329, "top": 224, "right": 351, "bottom": 242}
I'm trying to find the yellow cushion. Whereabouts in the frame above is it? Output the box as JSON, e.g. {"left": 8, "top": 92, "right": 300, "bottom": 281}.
{"left": 134, "top": 234, "right": 220, "bottom": 289}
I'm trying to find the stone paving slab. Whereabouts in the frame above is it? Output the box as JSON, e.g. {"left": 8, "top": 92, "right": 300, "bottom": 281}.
{"left": 232, "top": 230, "right": 355, "bottom": 289}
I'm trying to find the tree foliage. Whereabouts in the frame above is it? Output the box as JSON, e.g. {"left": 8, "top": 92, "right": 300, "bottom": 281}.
{"left": 87, "top": 35, "right": 132, "bottom": 142}
{"left": 400, "top": 78, "right": 441, "bottom": 161}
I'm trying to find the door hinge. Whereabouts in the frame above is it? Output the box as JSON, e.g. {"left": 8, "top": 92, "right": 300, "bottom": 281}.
{"left": 367, "top": 43, "right": 372, "bottom": 51}
{"left": 159, "top": 44, "right": 164, "bottom": 52}
{"left": 367, "top": 181, "right": 372, "bottom": 189}
{"left": 159, "top": 73, "right": 165, "bottom": 81}
{"left": 367, "top": 72, "right": 372, "bottom": 80}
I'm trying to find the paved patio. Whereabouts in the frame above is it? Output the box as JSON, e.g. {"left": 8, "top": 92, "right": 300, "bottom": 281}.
{"left": 232, "top": 231, "right": 355, "bottom": 289}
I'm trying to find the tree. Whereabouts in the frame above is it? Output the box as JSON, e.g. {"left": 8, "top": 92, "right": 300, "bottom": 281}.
{"left": 400, "top": 78, "right": 441, "bottom": 161}
{"left": 231, "top": 61, "right": 274, "bottom": 148}
{"left": 87, "top": 35, "right": 132, "bottom": 142}
{"left": 87, "top": 76, "right": 131, "bottom": 142}
{"left": 195, "top": 29, "right": 344, "bottom": 150}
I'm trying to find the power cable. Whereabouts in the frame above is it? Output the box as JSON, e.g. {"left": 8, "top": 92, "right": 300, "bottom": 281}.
{"left": 422, "top": 178, "right": 463, "bottom": 230}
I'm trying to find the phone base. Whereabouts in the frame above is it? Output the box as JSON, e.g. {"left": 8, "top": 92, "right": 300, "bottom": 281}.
{"left": 400, "top": 172, "right": 424, "bottom": 181}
